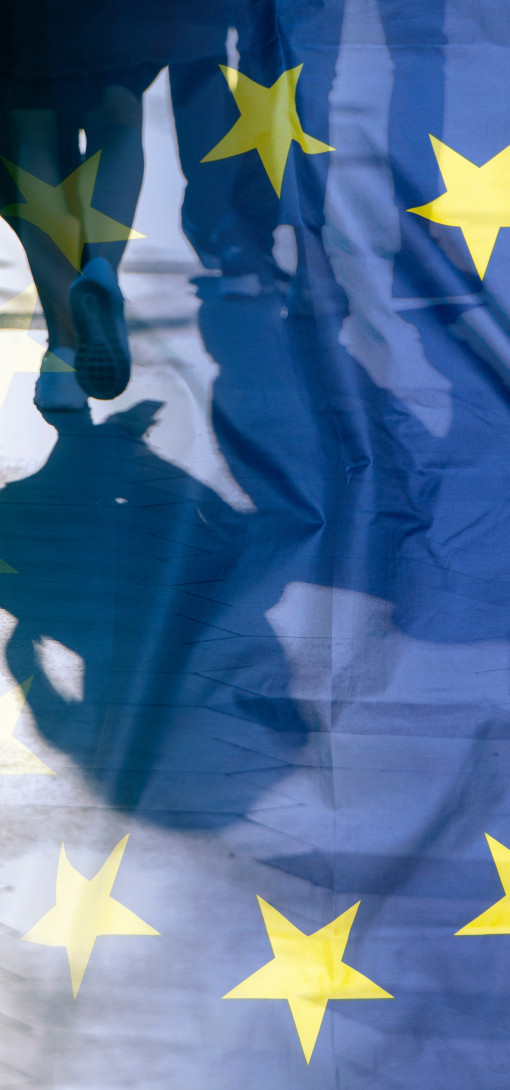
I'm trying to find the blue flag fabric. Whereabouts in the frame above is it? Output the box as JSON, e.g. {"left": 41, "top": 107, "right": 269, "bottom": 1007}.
{"left": 0, "top": 0, "right": 510, "bottom": 1087}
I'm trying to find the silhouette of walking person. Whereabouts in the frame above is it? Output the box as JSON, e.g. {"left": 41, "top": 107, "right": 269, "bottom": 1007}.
{"left": 0, "top": 0, "right": 174, "bottom": 410}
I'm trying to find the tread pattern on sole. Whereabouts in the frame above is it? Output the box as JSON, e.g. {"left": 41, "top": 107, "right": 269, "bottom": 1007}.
{"left": 71, "top": 282, "right": 131, "bottom": 400}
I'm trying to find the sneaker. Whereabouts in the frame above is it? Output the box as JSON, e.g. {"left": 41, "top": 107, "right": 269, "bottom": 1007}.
{"left": 34, "top": 347, "right": 88, "bottom": 411}
{"left": 70, "top": 257, "right": 130, "bottom": 400}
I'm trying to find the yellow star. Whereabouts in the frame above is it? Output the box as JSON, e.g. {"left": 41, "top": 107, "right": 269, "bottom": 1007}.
{"left": 0, "top": 678, "right": 54, "bottom": 775}
{"left": 408, "top": 135, "right": 510, "bottom": 279}
{"left": 1, "top": 152, "right": 144, "bottom": 270}
{"left": 456, "top": 833, "right": 510, "bottom": 935}
{"left": 0, "top": 559, "right": 17, "bottom": 573}
{"left": 223, "top": 897, "right": 392, "bottom": 1063}
{"left": 23, "top": 835, "right": 160, "bottom": 997}
{"left": 202, "top": 65, "right": 334, "bottom": 197}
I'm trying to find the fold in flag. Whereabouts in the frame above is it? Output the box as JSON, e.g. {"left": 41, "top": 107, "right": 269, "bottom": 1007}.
{"left": 3, "top": 1, "right": 510, "bottom": 1087}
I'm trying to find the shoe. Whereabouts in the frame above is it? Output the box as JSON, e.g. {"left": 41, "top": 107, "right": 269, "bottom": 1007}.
{"left": 70, "top": 257, "right": 130, "bottom": 400}
{"left": 34, "top": 347, "right": 88, "bottom": 411}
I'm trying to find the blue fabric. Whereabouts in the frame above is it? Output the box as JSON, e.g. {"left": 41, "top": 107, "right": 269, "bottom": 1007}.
{"left": 2, "top": 1, "right": 510, "bottom": 1086}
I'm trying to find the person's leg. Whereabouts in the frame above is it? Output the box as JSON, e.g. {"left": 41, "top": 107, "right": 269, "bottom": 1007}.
{"left": 168, "top": 0, "right": 282, "bottom": 289}
{"left": 6, "top": 108, "right": 81, "bottom": 349}
{"left": 1, "top": 87, "right": 145, "bottom": 405}
{"left": 69, "top": 84, "right": 145, "bottom": 400}
{"left": 82, "top": 84, "right": 144, "bottom": 270}
{"left": 8, "top": 86, "right": 145, "bottom": 307}
{"left": 0, "top": 107, "right": 88, "bottom": 408}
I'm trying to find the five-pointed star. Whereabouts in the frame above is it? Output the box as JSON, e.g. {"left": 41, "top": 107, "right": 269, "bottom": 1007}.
{"left": 0, "top": 558, "right": 17, "bottom": 573}
{"left": 0, "top": 677, "right": 54, "bottom": 775}
{"left": 23, "top": 835, "right": 159, "bottom": 997}
{"left": 224, "top": 897, "right": 392, "bottom": 1063}
{"left": 1, "top": 152, "right": 144, "bottom": 270}
{"left": 456, "top": 833, "right": 510, "bottom": 935}
{"left": 408, "top": 134, "right": 510, "bottom": 279}
{"left": 202, "top": 65, "right": 334, "bottom": 197}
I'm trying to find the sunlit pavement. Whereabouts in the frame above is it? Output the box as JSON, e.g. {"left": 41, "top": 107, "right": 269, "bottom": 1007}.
{"left": 0, "top": 73, "right": 240, "bottom": 498}
{"left": 0, "top": 73, "right": 335, "bottom": 1090}
{"left": 0, "top": 47, "right": 499, "bottom": 1089}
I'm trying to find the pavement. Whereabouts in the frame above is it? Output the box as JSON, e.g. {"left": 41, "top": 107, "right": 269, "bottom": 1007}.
{"left": 0, "top": 71, "right": 340, "bottom": 1090}
{"left": 0, "top": 23, "right": 502, "bottom": 1089}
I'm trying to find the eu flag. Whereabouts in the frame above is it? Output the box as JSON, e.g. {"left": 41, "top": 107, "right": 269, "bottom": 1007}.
{"left": 0, "top": 0, "right": 509, "bottom": 1087}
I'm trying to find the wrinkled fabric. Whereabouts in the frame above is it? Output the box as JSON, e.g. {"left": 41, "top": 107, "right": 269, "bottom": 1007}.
{"left": 0, "top": 1, "right": 510, "bottom": 1088}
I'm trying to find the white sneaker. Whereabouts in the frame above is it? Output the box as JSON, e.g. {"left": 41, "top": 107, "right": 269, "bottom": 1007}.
{"left": 34, "top": 347, "right": 88, "bottom": 411}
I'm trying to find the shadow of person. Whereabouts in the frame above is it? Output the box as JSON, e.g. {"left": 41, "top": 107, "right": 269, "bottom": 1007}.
{"left": 199, "top": 229, "right": 510, "bottom": 654}
{"left": 0, "top": 394, "right": 311, "bottom": 830}
{"left": 2, "top": 232, "right": 504, "bottom": 842}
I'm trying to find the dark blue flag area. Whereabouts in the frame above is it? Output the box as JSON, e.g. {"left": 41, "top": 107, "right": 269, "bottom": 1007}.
{"left": 0, "top": 0, "right": 509, "bottom": 1087}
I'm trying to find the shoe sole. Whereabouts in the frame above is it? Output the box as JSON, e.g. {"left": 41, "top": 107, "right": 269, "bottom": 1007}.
{"left": 71, "top": 280, "right": 130, "bottom": 400}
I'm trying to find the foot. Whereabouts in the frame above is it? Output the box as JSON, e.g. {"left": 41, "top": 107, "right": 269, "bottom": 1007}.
{"left": 34, "top": 347, "right": 88, "bottom": 411}
{"left": 70, "top": 257, "right": 130, "bottom": 400}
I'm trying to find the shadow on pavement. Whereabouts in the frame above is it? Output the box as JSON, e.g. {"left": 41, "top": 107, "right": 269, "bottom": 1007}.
{"left": 0, "top": 279, "right": 338, "bottom": 830}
